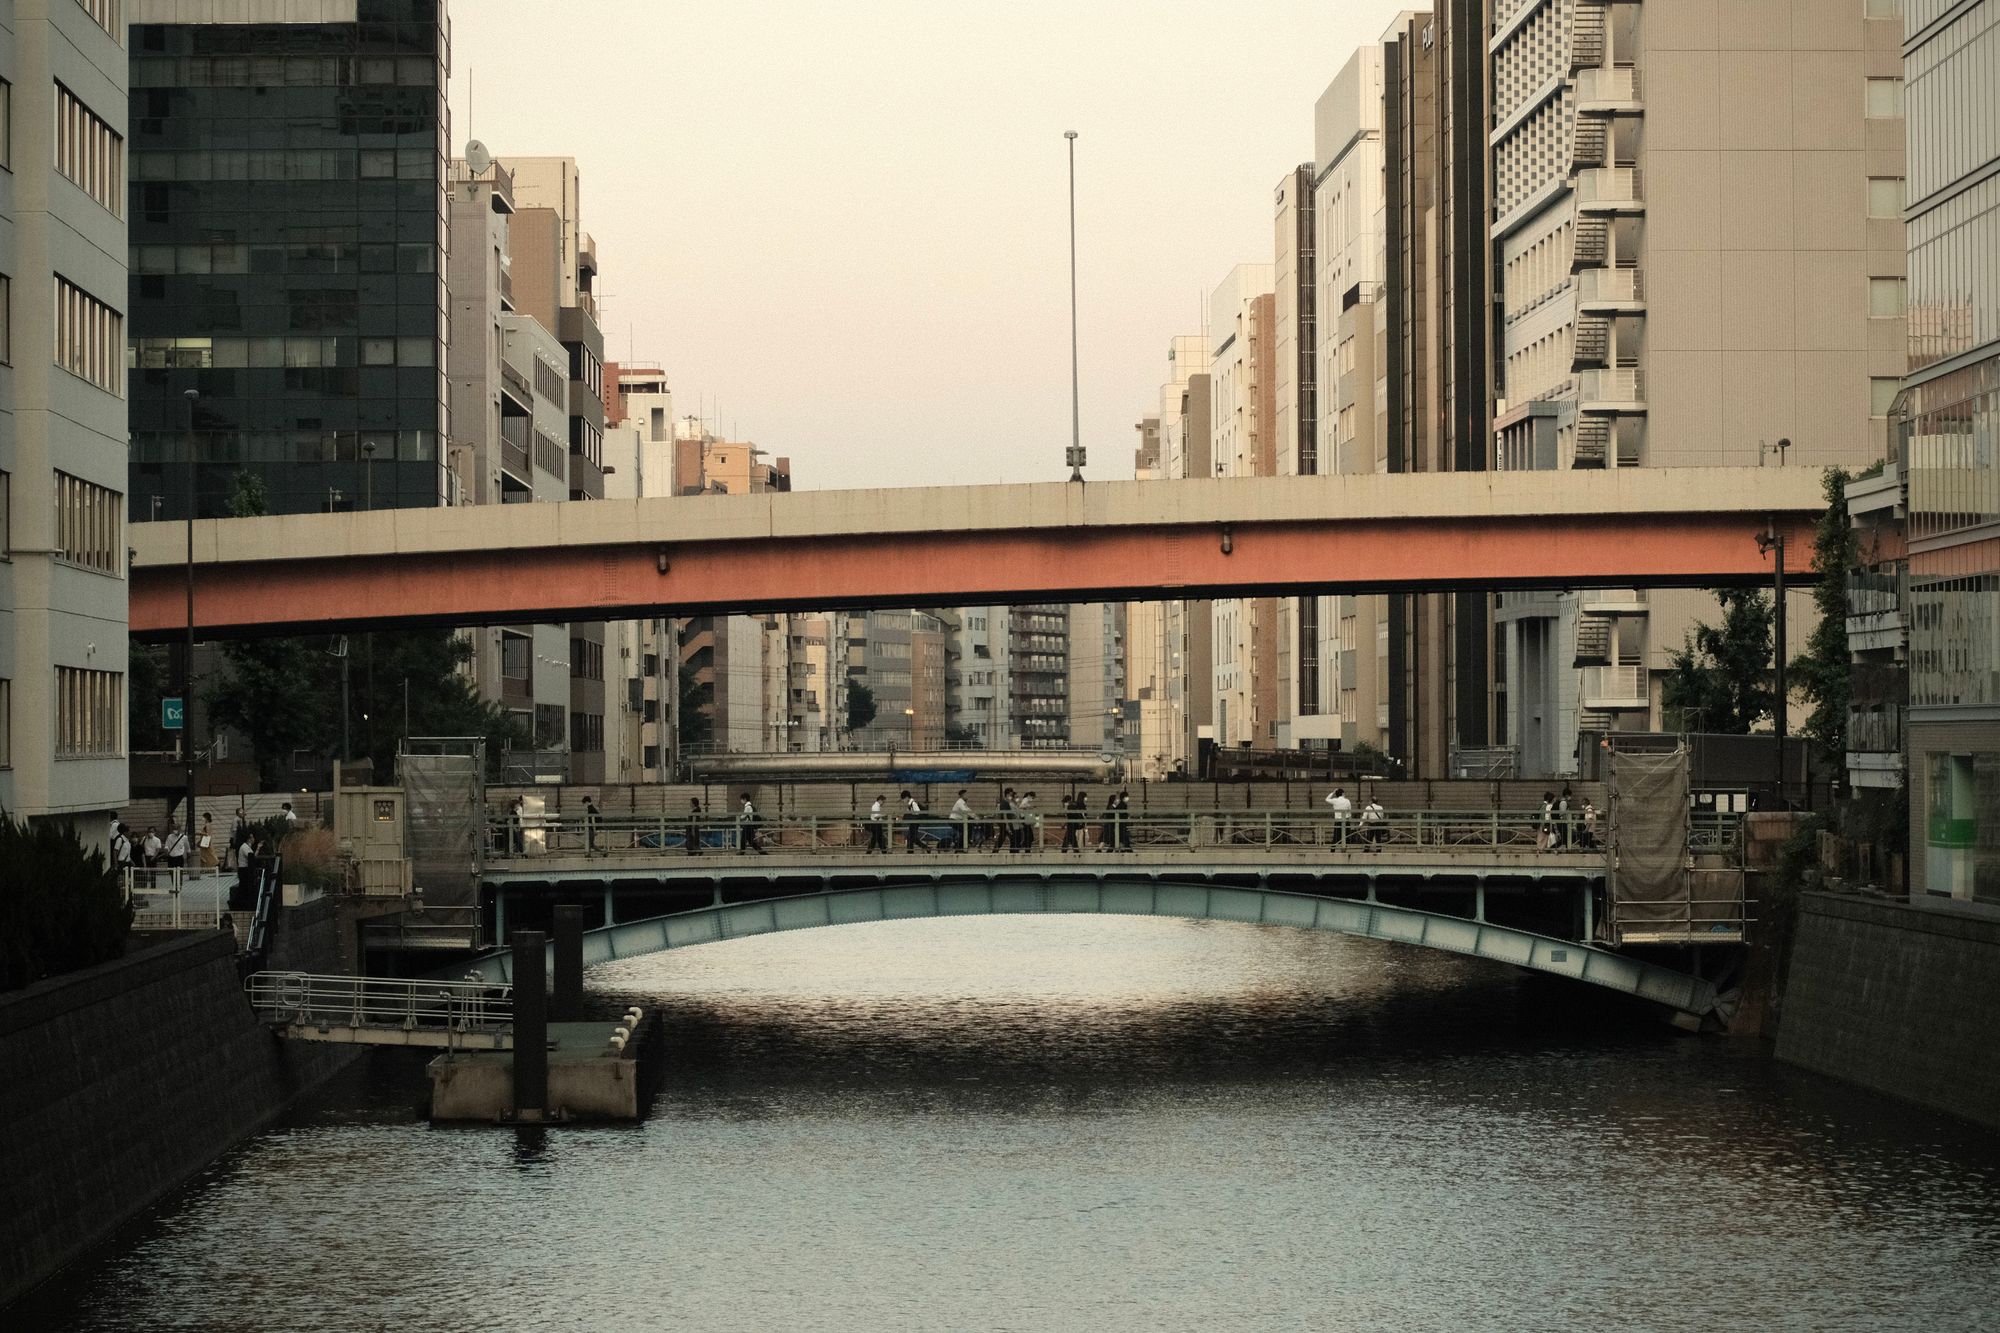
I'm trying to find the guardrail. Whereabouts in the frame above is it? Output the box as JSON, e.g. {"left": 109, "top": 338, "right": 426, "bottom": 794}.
{"left": 484, "top": 808, "right": 1652, "bottom": 859}
{"left": 127, "top": 867, "right": 233, "bottom": 932}
{"left": 245, "top": 971, "right": 512, "bottom": 1047}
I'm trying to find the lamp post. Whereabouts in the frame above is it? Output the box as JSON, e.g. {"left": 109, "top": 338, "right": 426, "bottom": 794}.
{"left": 1064, "top": 130, "right": 1084, "bottom": 483}
{"left": 1758, "top": 522, "right": 1789, "bottom": 809}
{"left": 182, "top": 389, "right": 199, "bottom": 837}
{"left": 361, "top": 439, "right": 376, "bottom": 511}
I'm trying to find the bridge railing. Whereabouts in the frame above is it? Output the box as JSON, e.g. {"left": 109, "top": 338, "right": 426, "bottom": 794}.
{"left": 484, "top": 807, "right": 1642, "bottom": 860}
{"left": 245, "top": 971, "right": 512, "bottom": 1035}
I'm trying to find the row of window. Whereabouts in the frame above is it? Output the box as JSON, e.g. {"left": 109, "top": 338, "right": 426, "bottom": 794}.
{"left": 56, "top": 666, "right": 121, "bottom": 759}
{"left": 569, "top": 711, "right": 604, "bottom": 755}
{"left": 77, "top": 0, "right": 121, "bottom": 40}
{"left": 131, "top": 147, "right": 436, "bottom": 183}
{"left": 55, "top": 472, "right": 122, "bottom": 573}
{"left": 130, "top": 335, "right": 436, "bottom": 370}
{"left": 570, "top": 638, "right": 605, "bottom": 683}
{"left": 132, "top": 242, "right": 438, "bottom": 276}
{"left": 129, "top": 430, "right": 439, "bottom": 466}
{"left": 55, "top": 82, "right": 124, "bottom": 217}
{"left": 130, "top": 55, "right": 438, "bottom": 90}
{"left": 54, "top": 276, "right": 121, "bottom": 394}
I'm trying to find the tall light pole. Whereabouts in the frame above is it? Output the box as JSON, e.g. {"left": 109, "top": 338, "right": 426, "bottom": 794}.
{"left": 1065, "top": 130, "right": 1085, "bottom": 483}
{"left": 182, "top": 389, "right": 199, "bottom": 837}
{"left": 1758, "top": 521, "right": 1789, "bottom": 809}
{"left": 362, "top": 439, "right": 376, "bottom": 511}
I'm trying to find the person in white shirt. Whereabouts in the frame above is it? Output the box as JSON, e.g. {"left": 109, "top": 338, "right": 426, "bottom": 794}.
{"left": 949, "top": 790, "right": 972, "bottom": 853}
{"left": 1014, "top": 791, "right": 1037, "bottom": 852}
{"left": 901, "top": 790, "right": 924, "bottom": 854}
{"left": 164, "top": 824, "right": 192, "bottom": 873}
{"left": 141, "top": 828, "right": 164, "bottom": 884}
{"left": 280, "top": 801, "right": 299, "bottom": 827}
{"left": 865, "top": 796, "right": 888, "bottom": 854}
{"left": 1360, "top": 797, "right": 1387, "bottom": 850}
{"left": 738, "top": 795, "right": 765, "bottom": 855}
{"left": 1326, "top": 788, "right": 1353, "bottom": 845}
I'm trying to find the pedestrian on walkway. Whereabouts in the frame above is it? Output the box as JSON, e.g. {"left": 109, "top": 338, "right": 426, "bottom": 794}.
{"left": 1537, "top": 792, "right": 1556, "bottom": 851}
{"left": 1116, "top": 789, "right": 1135, "bottom": 852}
{"left": 507, "top": 796, "right": 526, "bottom": 855}
{"left": 579, "top": 795, "right": 602, "bottom": 857}
{"left": 738, "top": 794, "right": 766, "bottom": 854}
{"left": 111, "top": 823, "right": 134, "bottom": 884}
{"left": 997, "top": 788, "right": 1016, "bottom": 852}
{"left": 1579, "top": 799, "right": 1600, "bottom": 850}
{"left": 1361, "top": 796, "right": 1387, "bottom": 850}
{"left": 950, "top": 790, "right": 972, "bottom": 852}
{"left": 1326, "top": 787, "right": 1353, "bottom": 846}
{"left": 1097, "top": 792, "right": 1117, "bottom": 852}
{"left": 141, "top": 827, "right": 164, "bottom": 886}
{"left": 686, "top": 798, "right": 705, "bottom": 857}
{"left": 165, "top": 822, "right": 191, "bottom": 874}
{"left": 1015, "top": 791, "right": 1038, "bottom": 852}
{"left": 280, "top": 801, "right": 299, "bottom": 828}
{"left": 1555, "top": 783, "right": 1575, "bottom": 849}
{"left": 866, "top": 794, "right": 889, "bottom": 853}
{"left": 902, "top": 790, "right": 925, "bottom": 853}
{"left": 1060, "top": 791, "right": 1084, "bottom": 852}
{"left": 199, "top": 813, "right": 219, "bottom": 870}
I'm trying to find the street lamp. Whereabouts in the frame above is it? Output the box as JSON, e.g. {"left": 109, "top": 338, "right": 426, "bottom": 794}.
{"left": 1064, "top": 130, "right": 1085, "bottom": 483}
{"left": 361, "top": 439, "right": 376, "bottom": 511}
{"left": 182, "top": 389, "right": 199, "bottom": 838}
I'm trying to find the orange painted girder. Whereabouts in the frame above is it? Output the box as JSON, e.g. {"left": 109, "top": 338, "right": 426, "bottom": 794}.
{"left": 129, "top": 513, "right": 1820, "bottom": 639}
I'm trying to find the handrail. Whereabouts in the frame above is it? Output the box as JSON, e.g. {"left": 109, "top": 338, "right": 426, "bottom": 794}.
{"left": 245, "top": 971, "right": 512, "bottom": 1035}
{"left": 482, "top": 806, "right": 1669, "bottom": 859}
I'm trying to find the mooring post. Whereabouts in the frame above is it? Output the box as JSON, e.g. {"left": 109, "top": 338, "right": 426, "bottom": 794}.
{"left": 512, "top": 930, "right": 548, "bottom": 1122}
{"left": 553, "top": 905, "right": 585, "bottom": 1023}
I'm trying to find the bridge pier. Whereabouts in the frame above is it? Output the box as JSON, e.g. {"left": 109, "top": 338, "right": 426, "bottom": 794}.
{"left": 511, "top": 930, "right": 549, "bottom": 1123}
{"left": 1475, "top": 880, "right": 1487, "bottom": 924}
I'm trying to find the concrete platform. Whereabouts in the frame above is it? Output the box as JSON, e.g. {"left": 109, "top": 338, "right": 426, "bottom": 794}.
{"left": 427, "top": 1020, "right": 645, "bottom": 1123}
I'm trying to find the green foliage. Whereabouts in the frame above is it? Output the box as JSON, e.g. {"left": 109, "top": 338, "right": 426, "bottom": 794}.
{"left": 1662, "top": 588, "right": 1775, "bottom": 734}
{"left": 1791, "top": 468, "right": 1859, "bottom": 758}
{"left": 846, "top": 679, "right": 878, "bottom": 733}
{"left": 207, "top": 629, "right": 526, "bottom": 787}
{"left": 945, "top": 722, "right": 982, "bottom": 746}
{"left": 0, "top": 818, "right": 133, "bottom": 991}
{"left": 227, "top": 470, "right": 269, "bottom": 519}
{"left": 128, "top": 643, "right": 172, "bottom": 754}
{"left": 677, "top": 663, "right": 713, "bottom": 749}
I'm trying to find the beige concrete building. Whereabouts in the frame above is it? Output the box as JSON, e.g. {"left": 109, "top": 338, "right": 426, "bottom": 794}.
{"left": 1160, "top": 336, "right": 1214, "bottom": 772}
{"left": 1208, "top": 266, "right": 1278, "bottom": 752}
{"left": 1066, "top": 603, "right": 1128, "bottom": 754}
{"left": 602, "top": 364, "right": 675, "bottom": 781}
{"left": 0, "top": 2, "right": 130, "bottom": 834}
{"left": 1489, "top": 0, "right": 1907, "bottom": 775}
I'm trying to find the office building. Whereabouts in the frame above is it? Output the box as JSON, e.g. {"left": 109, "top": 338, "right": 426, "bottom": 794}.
{"left": 1899, "top": 0, "right": 2000, "bottom": 900}
{"left": 0, "top": 1, "right": 131, "bottom": 833}
{"left": 1067, "top": 603, "right": 1128, "bottom": 754}
{"left": 1208, "top": 265, "right": 1277, "bottom": 752}
{"left": 1490, "top": 0, "right": 1906, "bottom": 777}
{"left": 128, "top": 0, "right": 451, "bottom": 520}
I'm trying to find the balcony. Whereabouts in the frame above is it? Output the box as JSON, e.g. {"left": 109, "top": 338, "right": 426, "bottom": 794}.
{"left": 1576, "top": 67, "right": 1641, "bottom": 112}
{"left": 1574, "top": 616, "right": 1612, "bottom": 667}
{"left": 1576, "top": 167, "right": 1644, "bottom": 213}
{"left": 1580, "top": 367, "right": 1646, "bottom": 413}
{"left": 1582, "top": 588, "right": 1648, "bottom": 616}
{"left": 499, "top": 360, "right": 533, "bottom": 412}
{"left": 1576, "top": 267, "right": 1644, "bottom": 313}
{"left": 1582, "top": 663, "right": 1650, "bottom": 711}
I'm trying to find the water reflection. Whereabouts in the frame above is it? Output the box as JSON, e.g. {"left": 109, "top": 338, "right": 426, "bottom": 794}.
{"left": 17, "top": 916, "right": 2000, "bottom": 1333}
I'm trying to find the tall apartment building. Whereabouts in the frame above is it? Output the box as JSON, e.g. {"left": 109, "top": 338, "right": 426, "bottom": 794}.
{"left": 602, "top": 362, "right": 674, "bottom": 781}
{"left": 1208, "top": 265, "right": 1277, "bottom": 751}
{"left": 1900, "top": 0, "right": 2000, "bottom": 900}
{"left": 1162, "top": 337, "right": 1214, "bottom": 771}
{"left": 947, "top": 607, "right": 1009, "bottom": 748}
{"left": 128, "top": 0, "right": 450, "bottom": 520}
{"left": 0, "top": 1, "right": 131, "bottom": 832}
{"left": 1274, "top": 163, "right": 1340, "bottom": 752}
{"left": 1066, "top": 603, "right": 1128, "bottom": 754}
{"left": 1489, "top": 0, "right": 1906, "bottom": 777}
{"left": 1315, "top": 45, "right": 1390, "bottom": 754}
{"left": 507, "top": 157, "right": 609, "bottom": 781}
{"left": 1127, "top": 416, "right": 1174, "bottom": 775}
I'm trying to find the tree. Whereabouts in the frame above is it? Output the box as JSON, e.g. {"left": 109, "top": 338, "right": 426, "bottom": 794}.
{"left": 127, "top": 642, "right": 172, "bottom": 755}
{"left": 846, "top": 679, "right": 878, "bottom": 733}
{"left": 1790, "top": 468, "right": 1858, "bottom": 757}
{"left": 1662, "top": 588, "right": 1775, "bottom": 734}
{"left": 0, "top": 817, "right": 131, "bottom": 990}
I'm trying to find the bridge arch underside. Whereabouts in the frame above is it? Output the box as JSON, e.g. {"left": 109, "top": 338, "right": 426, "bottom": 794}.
{"left": 471, "top": 880, "right": 1718, "bottom": 1019}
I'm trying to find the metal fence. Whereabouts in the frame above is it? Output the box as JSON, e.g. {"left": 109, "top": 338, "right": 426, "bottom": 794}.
{"left": 244, "top": 971, "right": 511, "bottom": 1040}
{"left": 484, "top": 806, "right": 1649, "bottom": 860}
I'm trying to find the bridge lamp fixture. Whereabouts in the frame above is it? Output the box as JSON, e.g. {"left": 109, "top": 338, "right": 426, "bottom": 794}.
{"left": 1219, "top": 526, "right": 1233, "bottom": 556}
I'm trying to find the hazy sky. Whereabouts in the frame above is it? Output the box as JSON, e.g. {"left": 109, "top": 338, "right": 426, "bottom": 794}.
{"left": 449, "top": 1, "right": 1408, "bottom": 490}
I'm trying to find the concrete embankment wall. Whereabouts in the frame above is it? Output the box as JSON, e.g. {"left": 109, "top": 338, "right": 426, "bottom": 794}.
{"left": 1777, "top": 891, "right": 2000, "bottom": 1130}
{"left": 0, "top": 905, "right": 356, "bottom": 1309}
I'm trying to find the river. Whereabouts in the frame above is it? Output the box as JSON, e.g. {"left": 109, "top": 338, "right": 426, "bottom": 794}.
{"left": 16, "top": 917, "right": 2000, "bottom": 1332}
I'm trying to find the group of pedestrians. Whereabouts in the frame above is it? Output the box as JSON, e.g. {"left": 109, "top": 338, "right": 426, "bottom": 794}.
{"left": 854, "top": 787, "right": 1138, "bottom": 853}
{"left": 1537, "top": 786, "right": 1599, "bottom": 851}
{"left": 1322, "top": 787, "right": 1388, "bottom": 849}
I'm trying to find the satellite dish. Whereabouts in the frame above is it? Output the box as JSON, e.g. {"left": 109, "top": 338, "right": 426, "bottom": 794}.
{"left": 464, "top": 140, "right": 492, "bottom": 175}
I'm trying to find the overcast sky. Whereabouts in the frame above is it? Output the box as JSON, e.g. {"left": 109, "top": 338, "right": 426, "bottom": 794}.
{"left": 449, "top": 1, "right": 1408, "bottom": 490}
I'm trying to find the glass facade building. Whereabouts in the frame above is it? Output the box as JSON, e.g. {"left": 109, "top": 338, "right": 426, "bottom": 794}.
{"left": 1899, "top": 0, "right": 2000, "bottom": 901}
{"left": 126, "top": 0, "right": 450, "bottom": 519}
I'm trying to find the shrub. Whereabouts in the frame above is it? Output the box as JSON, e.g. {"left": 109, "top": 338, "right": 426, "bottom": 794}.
{"left": 278, "top": 825, "right": 346, "bottom": 895}
{"left": 0, "top": 817, "right": 134, "bottom": 991}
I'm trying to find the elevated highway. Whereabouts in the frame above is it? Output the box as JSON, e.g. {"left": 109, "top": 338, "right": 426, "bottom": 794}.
{"left": 129, "top": 468, "right": 1825, "bottom": 637}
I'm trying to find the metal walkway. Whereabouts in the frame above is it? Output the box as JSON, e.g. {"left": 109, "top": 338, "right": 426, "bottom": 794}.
{"left": 464, "top": 880, "right": 1718, "bottom": 1019}
{"left": 246, "top": 972, "right": 514, "bottom": 1049}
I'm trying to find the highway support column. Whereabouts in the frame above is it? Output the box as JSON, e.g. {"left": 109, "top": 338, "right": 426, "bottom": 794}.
{"left": 553, "top": 905, "right": 585, "bottom": 1023}
{"left": 511, "top": 930, "right": 548, "bottom": 1122}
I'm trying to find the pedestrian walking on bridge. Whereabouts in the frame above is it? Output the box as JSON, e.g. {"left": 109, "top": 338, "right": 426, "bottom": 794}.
{"left": 738, "top": 794, "right": 766, "bottom": 855}
{"left": 950, "top": 790, "right": 972, "bottom": 852}
{"left": 1326, "top": 787, "right": 1354, "bottom": 846}
{"left": 581, "top": 795, "right": 601, "bottom": 858}
{"left": 1060, "top": 792, "right": 1084, "bottom": 852}
{"left": 901, "top": 790, "right": 925, "bottom": 853}
{"left": 686, "top": 797, "right": 704, "bottom": 857}
{"left": 866, "top": 795, "right": 889, "bottom": 853}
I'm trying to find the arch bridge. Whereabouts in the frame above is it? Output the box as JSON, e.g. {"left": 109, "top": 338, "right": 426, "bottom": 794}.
{"left": 463, "top": 877, "right": 1722, "bottom": 1023}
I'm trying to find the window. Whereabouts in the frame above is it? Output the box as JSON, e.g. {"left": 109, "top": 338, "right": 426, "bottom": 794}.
{"left": 1869, "top": 277, "right": 1908, "bottom": 317}
{"left": 75, "top": 0, "right": 122, "bottom": 39}
{"left": 54, "top": 472, "right": 121, "bottom": 573}
{"left": 0, "top": 678, "right": 9, "bottom": 768}
{"left": 55, "top": 666, "right": 121, "bottom": 758}
{"left": 1865, "top": 77, "right": 1904, "bottom": 119}
{"left": 54, "top": 83, "right": 123, "bottom": 216}
{"left": 0, "top": 80, "right": 11, "bottom": 171}
{"left": 0, "top": 470, "right": 8, "bottom": 555}
{"left": 1868, "top": 178, "right": 1904, "bottom": 218}
{"left": 1870, "top": 377, "right": 1901, "bottom": 415}
{"left": 569, "top": 710, "right": 604, "bottom": 754}
{"left": 53, "top": 276, "right": 122, "bottom": 394}
{"left": 1864, "top": 0, "right": 1902, "bottom": 15}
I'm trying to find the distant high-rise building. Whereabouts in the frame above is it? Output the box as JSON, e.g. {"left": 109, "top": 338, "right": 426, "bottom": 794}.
{"left": 1, "top": 1, "right": 131, "bottom": 834}
{"left": 602, "top": 362, "right": 675, "bottom": 781}
{"left": 1209, "top": 265, "right": 1277, "bottom": 752}
{"left": 129, "top": 0, "right": 451, "bottom": 520}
